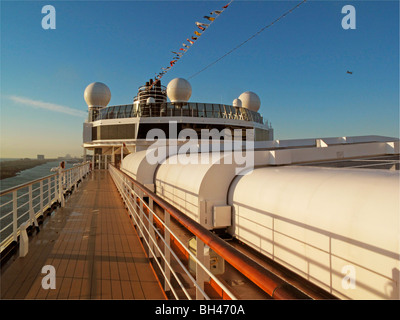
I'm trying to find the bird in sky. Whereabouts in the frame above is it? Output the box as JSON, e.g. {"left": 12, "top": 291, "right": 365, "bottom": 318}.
{"left": 346, "top": 70, "right": 353, "bottom": 74}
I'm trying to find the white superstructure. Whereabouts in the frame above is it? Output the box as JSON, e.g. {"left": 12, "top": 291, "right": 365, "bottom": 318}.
{"left": 82, "top": 77, "right": 400, "bottom": 300}
{"left": 82, "top": 78, "right": 273, "bottom": 168}
{"left": 121, "top": 134, "right": 399, "bottom": 300}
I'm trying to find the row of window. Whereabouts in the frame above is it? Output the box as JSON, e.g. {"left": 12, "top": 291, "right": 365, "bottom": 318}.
{"left": 93, "top": 103, "right": 264, "bottom": 124}
{"left": 91, "top": 122, "right": 272, "bottom": 141}
{"left": 92, "top": 124, "right": 135, "bottom": 140}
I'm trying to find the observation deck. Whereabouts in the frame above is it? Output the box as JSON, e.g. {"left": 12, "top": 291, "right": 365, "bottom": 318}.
{"left": 92, "top": 102, "right": 266, "bottom": 125}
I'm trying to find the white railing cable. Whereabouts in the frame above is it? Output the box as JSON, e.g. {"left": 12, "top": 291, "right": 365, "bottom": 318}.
{"left": 110, "top": 169, "right": 178, "bottom": 297}
{"left": 108, "top": 165, "right": 237, "bottom": 300}
{"left": 110, "top": 166, "right": 199, "bottom": 299}
{"left": 129, "top": 186, "right": 207, "bottom": 300}
{"left": 110, "top": 167, "right": 193, "bottom": 299}
{"left": 125, "top": 194, "right": 186, "bottom": 299}
{"left": 0, "top": 162, "right": 90, "bottom": 253}
{"left": 134, "top": 188, "right": 228, "bottom": 299}
{"left": 139, "top": 196, "right": 232, "bottom": 297}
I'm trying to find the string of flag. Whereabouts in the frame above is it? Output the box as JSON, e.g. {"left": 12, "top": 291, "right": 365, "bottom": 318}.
{"left": 188, "top": 0, "right": 308, "bottom": 80}
{"left": 150, "top": 0, "right": 234, "bottom": 87}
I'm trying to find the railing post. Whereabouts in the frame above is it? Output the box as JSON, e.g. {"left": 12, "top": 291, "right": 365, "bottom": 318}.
{"left": 76, "top": 166, "right": 80, "bottom": 189}
{"left": 28, "top": 185, "right": 38, "bottom": 227}
{"left": 19, "top": 221, "right": 29, "bottom": 257}
{"left": 196, "top": 237, "right": 206, "bottom": 300}
{"left": 65, "top": 170, "right": 68, "bottom": 190}
{"left": 64, "top": 170, "right": 68, "bottom": 190}
{"left": 59, "top": 169, "right": 65, "bottom": 207}
{"left": 12, "top": 190, "right": 17, "bottom": 242}
{"left": 39, "top": 180, "right": 43, "bottom": 216}
{"left": 132, "top": 191, "right": 137, "bottom": 226}
{"left": 28, "top": 185, "right": 33, "bottom": 225}
{"left": 139, "top": 190, "right": 144, "bottom": 238}
{"left": 69, "top": 170, "right": 72, "bottom": 189}
{"left": 164, "top": 209, "right": 170, "bottom": 292}
{"left": 122, "top": 176, "right": 128, "bottom": 209}
{"left": 48, "top": 177, "right": 52, "bottom": 206}
{"left": 148, "top": 198, "right": 156, "bottom": 259}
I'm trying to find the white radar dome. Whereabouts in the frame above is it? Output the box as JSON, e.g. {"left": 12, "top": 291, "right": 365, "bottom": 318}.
{"left": 166, "top": 78, "right": 192, "bottom": 102}
{"left": 238, "top": 91, "right": 261, "bottom": 112}
{"left": 146, "top": 97, "right": 155, "bottom": 104}
{"left": 232, "top": 98, "right": 242, "bottom": 107}
{"left": 84, "top": 82, "right": 111, "bottom": 107}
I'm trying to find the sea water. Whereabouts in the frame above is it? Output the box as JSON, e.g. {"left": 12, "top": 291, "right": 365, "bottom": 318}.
{"left": 0, "top": 160, "right": 75, "bottom": 243}
{"left": 0, "top": 160, "right": 74, "bottom": 192}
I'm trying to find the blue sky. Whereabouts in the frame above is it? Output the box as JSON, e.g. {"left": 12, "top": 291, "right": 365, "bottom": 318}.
{"left": 1, "top": 0, "right": 399, "bottom": 158}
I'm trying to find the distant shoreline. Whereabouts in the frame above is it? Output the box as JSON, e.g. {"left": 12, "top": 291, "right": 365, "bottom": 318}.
{"left": 0, "top": 159, "right": 57, "bottom": 180}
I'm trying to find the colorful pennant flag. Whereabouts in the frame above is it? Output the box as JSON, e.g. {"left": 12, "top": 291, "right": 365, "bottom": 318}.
{"left": 204, "top": 16, "right": 216, "bottom": 21}
{"left": 196, "top": 22, "right": 209, "bottom": 27}
{"left": 150, "top": 1, "right": 233, "bottom": 86}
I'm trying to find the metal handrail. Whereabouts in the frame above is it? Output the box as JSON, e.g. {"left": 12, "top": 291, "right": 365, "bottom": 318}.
{"left": 93, "top": 102, "right": 265, "bottom": 125}
{"left": 0, "top": 163, "right": 87, "bottom": 197}
{"left": 109, "top": 164, "right": 311, "bottom": 300}
{"left": 0, "top": 173, "right": 57, "bottom": 197}
{"left": 0, "top": 162, "right": 91, "bottom": 253}
{"left": 109, "top": 164, "right": 237, "bottom": 300}
{"left": 119, "top": 180, "right": 200, "bottom": 299}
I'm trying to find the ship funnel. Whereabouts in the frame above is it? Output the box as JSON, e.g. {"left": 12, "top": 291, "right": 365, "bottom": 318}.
{"left": 133, "top": 80, "right": 167, "bottom": 105}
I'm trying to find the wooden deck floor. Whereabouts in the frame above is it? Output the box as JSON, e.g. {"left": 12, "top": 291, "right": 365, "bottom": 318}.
{"left": 0, "top": 170, "right": 166, "bottom": 300}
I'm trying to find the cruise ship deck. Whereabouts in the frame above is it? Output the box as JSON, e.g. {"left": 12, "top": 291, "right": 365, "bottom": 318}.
{"left": 1, "top": 76, "right": 398, "bottom": 300}
{"left": 0, "top": 170, "right": 166, "bottom": 300}
{"left": 1, "top": 145, "right": 399, "bottom": 300}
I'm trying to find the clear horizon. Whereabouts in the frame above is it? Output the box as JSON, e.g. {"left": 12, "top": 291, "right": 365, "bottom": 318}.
{"left": 1, "top": 0, "right": 399, "bottom": 158}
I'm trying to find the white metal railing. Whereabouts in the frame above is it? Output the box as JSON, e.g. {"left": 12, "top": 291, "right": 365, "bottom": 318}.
{"left": 109, "top": 164, "right": 237, "bottom": 300}
{"left": 94, "top": 102, "right": 265, "bottom": 124}
{"left": 0, "top": 162, "right": 91, "bottom": 253}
